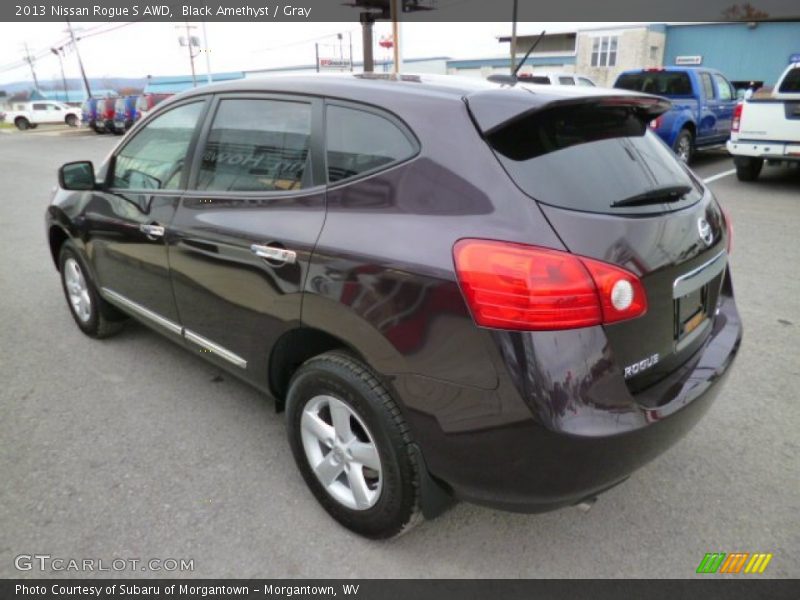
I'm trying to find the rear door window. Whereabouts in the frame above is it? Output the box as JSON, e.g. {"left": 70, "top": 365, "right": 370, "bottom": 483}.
{"left": 195, "top": 98, "right": 312, "bottom": 192}
{"left": 712, "top": 74, "right": 733, "bottom": 100}
{"left": 577, "top": 77, "right": 595, "bottom": 87}
{"left": 558, "top": 76, "right": 576, "bottom": 85}
{"left": 700, "top": 73, "right": 716, "bottom": 100}
{"left": 486, "top": 103, "right": 702, "bottom": 215}
{"left": 325, "top": 104, "right": 417, "bottom": 183}
{"left": 615, "top": 71, "right": 693, "bottom": 96}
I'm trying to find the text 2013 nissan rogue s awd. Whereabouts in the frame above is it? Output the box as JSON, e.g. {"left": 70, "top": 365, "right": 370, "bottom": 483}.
{"left": 46, "top": 74, "right": 741, "bottom": 538}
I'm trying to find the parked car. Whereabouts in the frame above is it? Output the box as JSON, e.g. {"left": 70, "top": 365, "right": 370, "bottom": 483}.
{"left": 80, "top": 98, "right": 99, "bottom": 130}
{"left": 727, "top": 62, "right": 800, "bottom": 181}
{"left": 614, "top": 67, "right": 738, "bottom": 163}
{"left": 93, "top": 97, "right": 118, "bottom": 134}
{"left": 112, "top": 95, "right": 138, "bottom": 134}
{"left": 4, "top": 100, "right": 80, "bottom": 130}
{"left": 134, "top": 93, "right": 171, "bottom": 122}
{"left": 518, "top": 71, "right": 596, "bottom": 86}
{"left": 47, "top": 74, "right": 740, "bottom": 539}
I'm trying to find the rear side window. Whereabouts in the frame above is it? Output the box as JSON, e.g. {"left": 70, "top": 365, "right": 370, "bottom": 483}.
{"left": 33, "top": 103, "right": 47, "bottom": 111}
{"left": 712, "top": 74, "right": 733, "bottom": 100}
{"left": 700, "top": 73, "right": 715, "bottom": 99}
{"left": 778, "top": 68, "right": 800, "bottom": 93}
{"left": 196, "top": 98, "right": 312, "bottom": 192}
{"left": 558, "top": 76, "right": 576, "bottom": 85}
{"left": 325, "top": 105, "right": 417, "bottom": 183}
{"left": 521, "top": 75, "right": 551, "bottom": 84}
{"left": 616, "top": 71, "right": 692, "bottom": 96}
{"left": 486, "top": 104, "right": 702, "bottom": 215}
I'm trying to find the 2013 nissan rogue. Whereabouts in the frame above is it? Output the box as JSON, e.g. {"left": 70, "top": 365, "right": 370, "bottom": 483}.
{"left": 46, "top": 74, "right": 742, "bottom": 538}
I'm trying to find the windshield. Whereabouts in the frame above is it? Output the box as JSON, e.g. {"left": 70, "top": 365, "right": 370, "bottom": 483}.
{"left": 615, "top": 71, "right": 693, "bottom": 96}
{"left": 487, "top": 103, "right": 703, "bottom": 215}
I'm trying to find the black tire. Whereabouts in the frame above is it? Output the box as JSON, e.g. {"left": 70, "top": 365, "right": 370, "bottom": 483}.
{"left": 65, "top": 114, "right": 78, "bottom": 128}
{"left": 58, "top": 240, "right": 126, "bottom": 338}
{"left": 15, "top": 117, "right": 29, "bottom": 131}
{"left": 286, "top": 351, "right": 421, "bottom": 539}
{"left": 735, "top": 157, "right": 763, "bottom": 182}
{"left": 672, "top": 128, "right": 694, "bottom": 164}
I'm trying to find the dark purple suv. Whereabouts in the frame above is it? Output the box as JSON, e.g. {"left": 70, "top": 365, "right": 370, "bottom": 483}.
{"left": 47, "top": 74, "right": 741, "bottom": 538}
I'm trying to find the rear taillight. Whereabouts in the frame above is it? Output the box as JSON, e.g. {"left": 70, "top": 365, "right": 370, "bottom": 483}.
{"left": 732, "top": 103, "right": 743, "bottom": 132}
{"left": 649, "top": 116, "right": 662, "bottom": 130}
{"left": 719, "top": 203, "right": 734, "bottom": 254}
{"left": 453, "top": 239, "right": 647, "bottom": 331}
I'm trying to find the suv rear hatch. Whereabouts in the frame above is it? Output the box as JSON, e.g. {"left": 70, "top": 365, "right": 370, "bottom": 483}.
{"left": 466, "top": 87, "right": 730, "bottom": 394}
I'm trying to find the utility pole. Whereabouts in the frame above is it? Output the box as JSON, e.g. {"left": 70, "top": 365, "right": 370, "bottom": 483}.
{"left": 389, "top": 0, "right": 401, "bottom": 74}
{"left": 22, "top": 42, "right": 40, "bottom": 91}
{"left": 66, "top": 19, "right": 92, "bottom": 99}
{"left": 349, "top": 31, "right": 354, "bottom": 72}
{"left": 176, "top": 23, "right": 199, "bottom": 87}
{"left": 510, "top": 0, "right": 518, "bottom": 73}
{"left": 360, "top": 12, "right": 375, "bottom": 72}
{"left": 315, "top": 43, "right": 320, "bottom": 73}
{"left": 200, "top": 21, "right": 212, "bottom": 84}
{"left": 51, "top": 47, "right": 69, "bottom": 102}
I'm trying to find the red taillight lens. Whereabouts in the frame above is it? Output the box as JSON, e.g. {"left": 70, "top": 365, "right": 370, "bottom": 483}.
{"left": 732, "top": 103, "right": 743, "bottom": 132}
{"left": 649, "top": 116, "right": 662, "bottom": 130}
{"left": 453, "top": 239, "right": 647, "bottom": 331}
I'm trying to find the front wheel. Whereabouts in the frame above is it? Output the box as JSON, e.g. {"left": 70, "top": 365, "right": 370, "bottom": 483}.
{"left": 286, "top": 352, "right": 421, "bottom": 539}
{"left": 58, "top": 241, "right": 126, "bottom": 338}
{"left": 673, "top": 129, "right": 694, "bottom": 164}
{"left": 15, "top": 117, "right": 30, "bottom": 131}
{"left": 735, "top": 157, "right": 763, "bottom": 182}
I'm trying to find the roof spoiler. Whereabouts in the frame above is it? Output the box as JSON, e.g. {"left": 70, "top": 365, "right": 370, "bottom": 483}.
{"left": 466, "top": 88, "right": 672, "bottom": 136}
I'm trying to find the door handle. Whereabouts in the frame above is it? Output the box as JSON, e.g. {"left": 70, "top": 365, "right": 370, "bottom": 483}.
{"left": 250, "top": 244, "right": 297, "bottom": 265}
{"left": 139, "top": 223, "right": 165, "bottom": 238}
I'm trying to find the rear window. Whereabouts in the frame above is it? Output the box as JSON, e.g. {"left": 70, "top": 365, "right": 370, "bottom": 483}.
{"left": 520, "top": 75, "right": 551, "bottom": 85}
{"left": 487, "top": 104, "right": 702, "bottom": 215}
{"left": 778, "top": 68, "right": 800, "bottom": 93}
{"left": 615, "top": 71, "right": 693, "bottom": 96}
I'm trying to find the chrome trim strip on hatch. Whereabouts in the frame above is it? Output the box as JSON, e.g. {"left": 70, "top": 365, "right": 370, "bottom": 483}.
{"left": 101, "top": 288, "right": 183, "bottom": 335}
{"left": 184, "top": 329, "right": 248, "bottom": 369}
{"left": 673, "top": 251, "right": 727, "bottom": 299}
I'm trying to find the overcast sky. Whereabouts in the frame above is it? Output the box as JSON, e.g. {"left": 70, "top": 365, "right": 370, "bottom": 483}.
{"left": 0, "top": 21, "right": 627, "bottom": 86}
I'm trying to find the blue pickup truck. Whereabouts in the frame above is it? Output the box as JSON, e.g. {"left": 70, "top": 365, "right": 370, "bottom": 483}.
{"left": 614, "top": 67, "right": 737, "bottom": 163}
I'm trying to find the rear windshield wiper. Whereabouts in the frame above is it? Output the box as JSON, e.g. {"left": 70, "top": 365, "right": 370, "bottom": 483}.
{"left": 611, "top": 185, "right": 692, "bottom": 208}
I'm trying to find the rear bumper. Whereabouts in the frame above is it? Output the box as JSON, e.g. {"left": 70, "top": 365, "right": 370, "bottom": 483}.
{"left": 397, "top": 275, "right": 742, "bottom": 512}
{"left": 728, "top": 139, "right": 800, "bottom": 161}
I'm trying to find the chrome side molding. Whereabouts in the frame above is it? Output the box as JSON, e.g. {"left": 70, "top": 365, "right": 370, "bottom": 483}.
{"left": 100, "top": 288, "right": 247, "bottom": 369}
{"left": 184, "top": 329, "right": 248, "bottom": 369}
{"left": 102, "top": 288, "right": 182, "bottom": 335}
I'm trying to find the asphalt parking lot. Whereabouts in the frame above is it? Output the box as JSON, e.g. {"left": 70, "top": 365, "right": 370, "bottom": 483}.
{"left": 1, "top": 129, "right": 798, "bottom": 579}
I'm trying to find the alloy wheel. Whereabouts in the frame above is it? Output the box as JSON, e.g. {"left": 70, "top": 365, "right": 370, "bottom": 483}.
{"left": 300, "top": 394, "right": 383, "bottom": 511}
{"left": 64, "top": 257, "right": 92, "bottom": 323}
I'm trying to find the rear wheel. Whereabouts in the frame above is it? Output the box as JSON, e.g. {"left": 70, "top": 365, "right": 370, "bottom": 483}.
{"left": 58, "top": 241, "right": 126, "bottom": 338}
{"left": 65, "top": 114, "right": 78, "bottom": 127}
{"left": 15, "top": 117, "right": 29, "bottom": 131}
{"left": 735, "top": 157, "right": 763, "bottom": 182}
{"left": 673, "top": 129, "right": 694, "bottom": 164}
{"left": 286, "top": 352, "right": 421, "bottom": 539}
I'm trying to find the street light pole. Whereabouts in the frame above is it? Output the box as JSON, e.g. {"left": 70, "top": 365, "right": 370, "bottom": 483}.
{"left": 510, "top": 0, "right": 518, "bottom": 73}
{"left": 51, "top": 47, "right": 69, "bottom": 102}
{"left": 22, "top": 42, "right": 40, "bottom": 91}
{"left": 201, "top": 21, "right": 212, "bottom": 84}
{"left": 390, "top": 0, "right": 400, "bottom": 74}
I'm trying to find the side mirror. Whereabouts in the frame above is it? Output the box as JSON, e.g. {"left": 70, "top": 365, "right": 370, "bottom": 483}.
{"left": 59, "top": 161, "right": 96, "bottom": 191}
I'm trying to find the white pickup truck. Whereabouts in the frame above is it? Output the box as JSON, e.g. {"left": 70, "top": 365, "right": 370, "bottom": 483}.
{"left": 727, "top": 63, "right": 800, "bottom": 181}
{"left": 1, "top": 101, "right": 80, "bottom": 131}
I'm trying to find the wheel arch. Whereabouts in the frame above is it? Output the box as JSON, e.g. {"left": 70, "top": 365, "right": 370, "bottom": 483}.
{"left": 48, "top": 224, "right": 70, "bottom": 269}
{"left": 268, "top": 327, "right": 370, "bottom": 408}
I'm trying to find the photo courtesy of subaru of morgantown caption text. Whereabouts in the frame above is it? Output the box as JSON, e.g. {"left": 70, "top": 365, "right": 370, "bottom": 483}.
{"left": 46, "top": 74, "right": 741, "bottom": 538}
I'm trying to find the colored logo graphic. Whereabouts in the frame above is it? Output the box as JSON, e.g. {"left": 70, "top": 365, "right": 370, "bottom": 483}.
{"left": 696, "top": 552, "right": 773, "bottom": 574}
